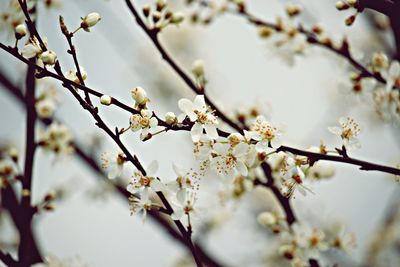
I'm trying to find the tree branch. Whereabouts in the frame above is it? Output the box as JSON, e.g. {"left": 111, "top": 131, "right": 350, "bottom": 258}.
{"left": 277, "top": 145, "right": 400, "bottom": 176}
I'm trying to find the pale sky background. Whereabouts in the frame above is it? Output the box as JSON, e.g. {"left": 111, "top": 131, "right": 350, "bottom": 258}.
{"left": 1, "top": 0, "right": 400, "bottom": 266}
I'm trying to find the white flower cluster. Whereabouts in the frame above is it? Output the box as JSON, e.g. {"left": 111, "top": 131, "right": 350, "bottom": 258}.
{"left": 142, "top": 0, "right": 185, "bottom": 30}
{"left": 260, "top": 221, "right": 356, "bottom": 266}
{"left": 38, "top": 122, "right": 74, "bottom": 155}
{"left": 21, "top": 36, "right": 58, "bottom": 66}
{"left": 335, "top": 0, "right": 359, "bottom": 26}
{"left": 340, "top": 53, "right": 400, "bottom": 126}
{"left": 125, "top": 161, "right": 201, "bottom": 223}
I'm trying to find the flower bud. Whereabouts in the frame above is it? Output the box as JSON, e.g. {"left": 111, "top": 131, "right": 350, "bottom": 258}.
{"left": 152, "top": 11, "right": 162, "bottom": 23}
{"left": 348, "top": 0, "right": 358, "bottom": 6}
{"left": 15, "top": 24, "right": 27, "bottom": 40}
{"left": 257, "top": 212, "right": 277, "bottom": 226}
{"left": 171, "top": 12, "right": 184, "bottom": 24}
{"left": 258, "top": 26, "right": 274, "bottom": 38}
{"left": 143, "top": 6, "right": 151, "bottom": 17}
{"left": 156, "top": 0, "right": 167, "bottom": 11}
{"left": 100, "top": 95, "right": 112, "bottom": 105}
{"left": 335, "top": 1, "right": 349, "bottom": 10}
{"left": 40, "top": 50, "right": 57, "bottom": 65}
{"left": 164, "top": 112, "right": 177, "bottom": 125}
{"left": 131, "top": 86, "right": 147, "bottom": 105}
{"left": 36, "top": 99, "right": 56, "bottom": 118}
{"left": 8, "top": 147, "right": 19, "bottom": 162}
{"left": 285, "top": 4, "right": 301, "bottom": 17}
{"left": 371, "top": 52, "right": 389, "bottom": 72}
{"left": 345, "top": 15, "right": 356, "bottom": 26}
{"left": 81, "top": 12, "right": 101, "bottom": 31}
{"left": 311, "top": 23, "right": 324, "bottom": 34}
{"left": 192, "top": 59, "right": 205, "bottom": 77}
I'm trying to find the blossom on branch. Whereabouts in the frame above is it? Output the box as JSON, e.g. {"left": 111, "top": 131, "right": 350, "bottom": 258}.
{"left": 178, "top": 95, "right": 218, "bottom": 142}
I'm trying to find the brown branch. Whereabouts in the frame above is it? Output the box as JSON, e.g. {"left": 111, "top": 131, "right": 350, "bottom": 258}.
{"left": 277, "top": 145, "right": 400, "bottom": 176}
{"left": 59, "top": 16, "right": 93, "bottom": 106}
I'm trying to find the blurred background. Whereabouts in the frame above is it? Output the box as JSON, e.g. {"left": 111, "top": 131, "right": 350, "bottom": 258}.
{"left": 1, "top": 0, "right": 400, "bottom": 266}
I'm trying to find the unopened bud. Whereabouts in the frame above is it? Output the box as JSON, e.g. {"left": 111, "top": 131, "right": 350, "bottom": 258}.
{"left": 15, "top": 24, "right": 27, "bottom": 39}
{"left": 258, "top": 26, "right": 274, "bottom": 38}
{"left": 81, "top": 12, "right": 101, "bottom": 31}
{"left": 152, "top": 11, "right": 162, "bottom": 23}
{"left": 336, "top": 1, "right": 350, "bottom": 10}
{"left": 100, "top": 95, "right": 112, "bottom": 105}
{"left": 286, "top": 4, "right": 301, "bottom": 17}
{"left": 171, "top": 12, "right": 184, "bottom": 24}
{"left": 345, "top": 15, "right": 356, "bottom": 26}
{"left": 311, "top": 23, "right": 324, "bottom": 34}
{"left": 348, "top": 0, "right": 358, "bottom": 6}
{"left": 164, "top": 112, "right": 177, "bottom": 125}
{"left": 8, "top": 147, "right": 18, "bottom": 162}
{"left": 156, "top": 0, "right": 167, "bottom": 11}
{"left": 40, "top": 50, "right": 57, "bottom": 65}
{"left": 131, "top": 87, "right": 147, "bottom": 105}
{"left": 372, "top": 52, "right": 389, "bottom": 70}
{"left": 257, "top": 212, "right": 277, "bottom": 226}
{"left": 143, "top": 6, "right": 151, "bottom": 17}
{"left": 192, "top": 59, "right": 205, "bottom": 77}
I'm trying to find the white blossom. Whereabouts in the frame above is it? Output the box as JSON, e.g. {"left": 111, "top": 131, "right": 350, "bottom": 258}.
{"left": 130, "top": 109, "right": 158, "bottom": 140}
{"left": 328, "top": 117, "right": 361, "bottom": 149}
{"left": 171, "top": 190, "right": 197, "bottom": 221}
{"left": 210, "top": 142, "right": 248, "bottom": 179}
{"left": 167, "top": 164, "right": 199, "bottom": 203}
{"left": 126, "top": 161, "right": 165, "bottom": 197}
{"left": 178, "top": 95, "right": 218, "bottom": 141}
{"left": 64, "top": 66, "right": 87, "bottom": 85}
{"left": 131, "top": 86, "right": 148, "bottom": 106}
{"left": 101, "top": 151, "right": 126, "bottom": 179}
{"left": 39, "top": 122, "right": 74, "bottom": 155}
{"left": 35, "top": 98, "right": 56, "bottom": 119}
{"left": 128, "top": 189, "right": 160, "bottom": 221}
{"left": 21, "top": 37, "right": 45, "bottom": 59}
{"left": 247, "top": 115, "right": 283, "bottom": 151}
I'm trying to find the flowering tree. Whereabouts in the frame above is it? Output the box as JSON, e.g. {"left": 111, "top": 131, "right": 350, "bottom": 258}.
{"left": 0, "top": 0, "right": 400, "bottom": 266}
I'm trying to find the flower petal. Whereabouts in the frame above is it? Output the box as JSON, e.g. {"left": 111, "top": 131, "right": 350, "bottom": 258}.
{"left": 193, "top": 95, "right": 206, "bottom": 111}
{"left": 191, "top": 123, "right": 203, "bottom": 142}
{"left": 146, "top": 160, "right": 158, "bottom": 176}
{"left": 204, "top": 124, "right": 218, "bottom": 140}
